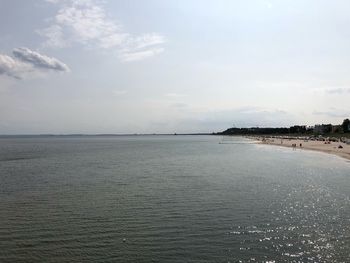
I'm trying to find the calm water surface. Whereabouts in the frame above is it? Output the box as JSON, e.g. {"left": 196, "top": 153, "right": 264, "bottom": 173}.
{"left": 0, "top": 135, "right": 349, "bottom": 262}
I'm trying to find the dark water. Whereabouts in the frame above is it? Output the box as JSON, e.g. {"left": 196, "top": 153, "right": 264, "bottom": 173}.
{"left": 0, "top": 135, "right": 349, "bottom": 263}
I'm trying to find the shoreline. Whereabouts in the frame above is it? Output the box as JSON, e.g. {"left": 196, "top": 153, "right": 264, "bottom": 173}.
{"left": 249, "top": 136, "right": 350, "bottom": 161}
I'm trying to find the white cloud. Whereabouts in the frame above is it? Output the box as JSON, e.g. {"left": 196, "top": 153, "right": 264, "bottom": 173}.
{"left": 313, "top": 108, "right": 350, "bottom": 118}
{"left": 0, "top": 47, "right": 69, "bottom": 79}
{"left": 326, "top": 87, "right": 350, "bottom": 94}
{"left": 13, "top": 47, "right": 69, "bottom": 72}
{"left": 40, "top": 0, "right": 165, "bottom": 62}
{"left": 0, "top": 54, "right": 28, "bottom": 79}
{"left": 119, "top": 48, "right": 164, "bottom": 62}
{"left": 127, "top": 33, "right": 166, "bottom": 50}
{"left": 37, "top": 25, "right": 68, "bottom": 48}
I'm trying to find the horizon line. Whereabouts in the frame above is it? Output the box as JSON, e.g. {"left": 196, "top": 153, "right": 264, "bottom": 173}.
{"left": 0, "top": 133, "right": 214, "bottom": 137}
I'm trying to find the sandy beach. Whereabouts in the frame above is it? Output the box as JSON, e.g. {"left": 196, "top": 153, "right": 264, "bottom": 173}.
{"left": 253, "top": 137, "right": 350, "bottom": 161}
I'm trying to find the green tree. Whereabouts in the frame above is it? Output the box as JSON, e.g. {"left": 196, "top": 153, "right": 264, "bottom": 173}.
{"left": 342, "top": 118, "right": 350, "bottom": 133}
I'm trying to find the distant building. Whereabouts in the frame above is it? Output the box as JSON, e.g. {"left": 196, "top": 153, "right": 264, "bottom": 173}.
{"left": 314, "top": 124, "right": 332, "bottom": 134}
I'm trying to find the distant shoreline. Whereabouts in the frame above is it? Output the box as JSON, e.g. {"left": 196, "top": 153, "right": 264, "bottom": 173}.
{"left": 249, "top": 136, "right": 350, "bottom": 161}
{"left": 0, "top": 133, "right": 215, "bottom": 138}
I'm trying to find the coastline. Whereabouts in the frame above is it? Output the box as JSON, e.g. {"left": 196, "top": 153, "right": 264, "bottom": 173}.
{"left": 249, "top": 136, "right": 350, "bottom": 161}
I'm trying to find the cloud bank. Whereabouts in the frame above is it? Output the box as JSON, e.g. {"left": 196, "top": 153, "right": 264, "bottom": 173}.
{"left": 0, "top": 47, "right": 69, "bottom": 79}
{"left": 313, "top": 108, "right": 350, "bottom": 118}
{"left": 326, "top": 88, "right": 350, "bottom": 94}
{"left": 39, "top": 0, "right": 165, "bottom": 62}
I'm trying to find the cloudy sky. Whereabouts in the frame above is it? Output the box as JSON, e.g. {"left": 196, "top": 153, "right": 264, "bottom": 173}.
{"left": 1, "top": 0, "right": 350, "bottom": 134}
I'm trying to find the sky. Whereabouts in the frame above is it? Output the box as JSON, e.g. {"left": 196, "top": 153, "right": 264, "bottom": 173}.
{"left": 0, "top": 0, "right": 350, "bottom": 134}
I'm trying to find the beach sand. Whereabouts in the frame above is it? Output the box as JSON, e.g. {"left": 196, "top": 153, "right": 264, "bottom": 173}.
{"left": 254, "top": 137, "right": 350, "bottom": 161}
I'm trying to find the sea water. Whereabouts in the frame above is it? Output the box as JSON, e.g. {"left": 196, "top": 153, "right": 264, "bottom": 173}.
{"left": 0, "top": 135, "right": 349, "bottom": 262}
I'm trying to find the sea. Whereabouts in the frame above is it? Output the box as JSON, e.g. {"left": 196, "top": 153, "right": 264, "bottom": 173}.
{"left": 0, "top": 135, "right": 349, "bottom": 263}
